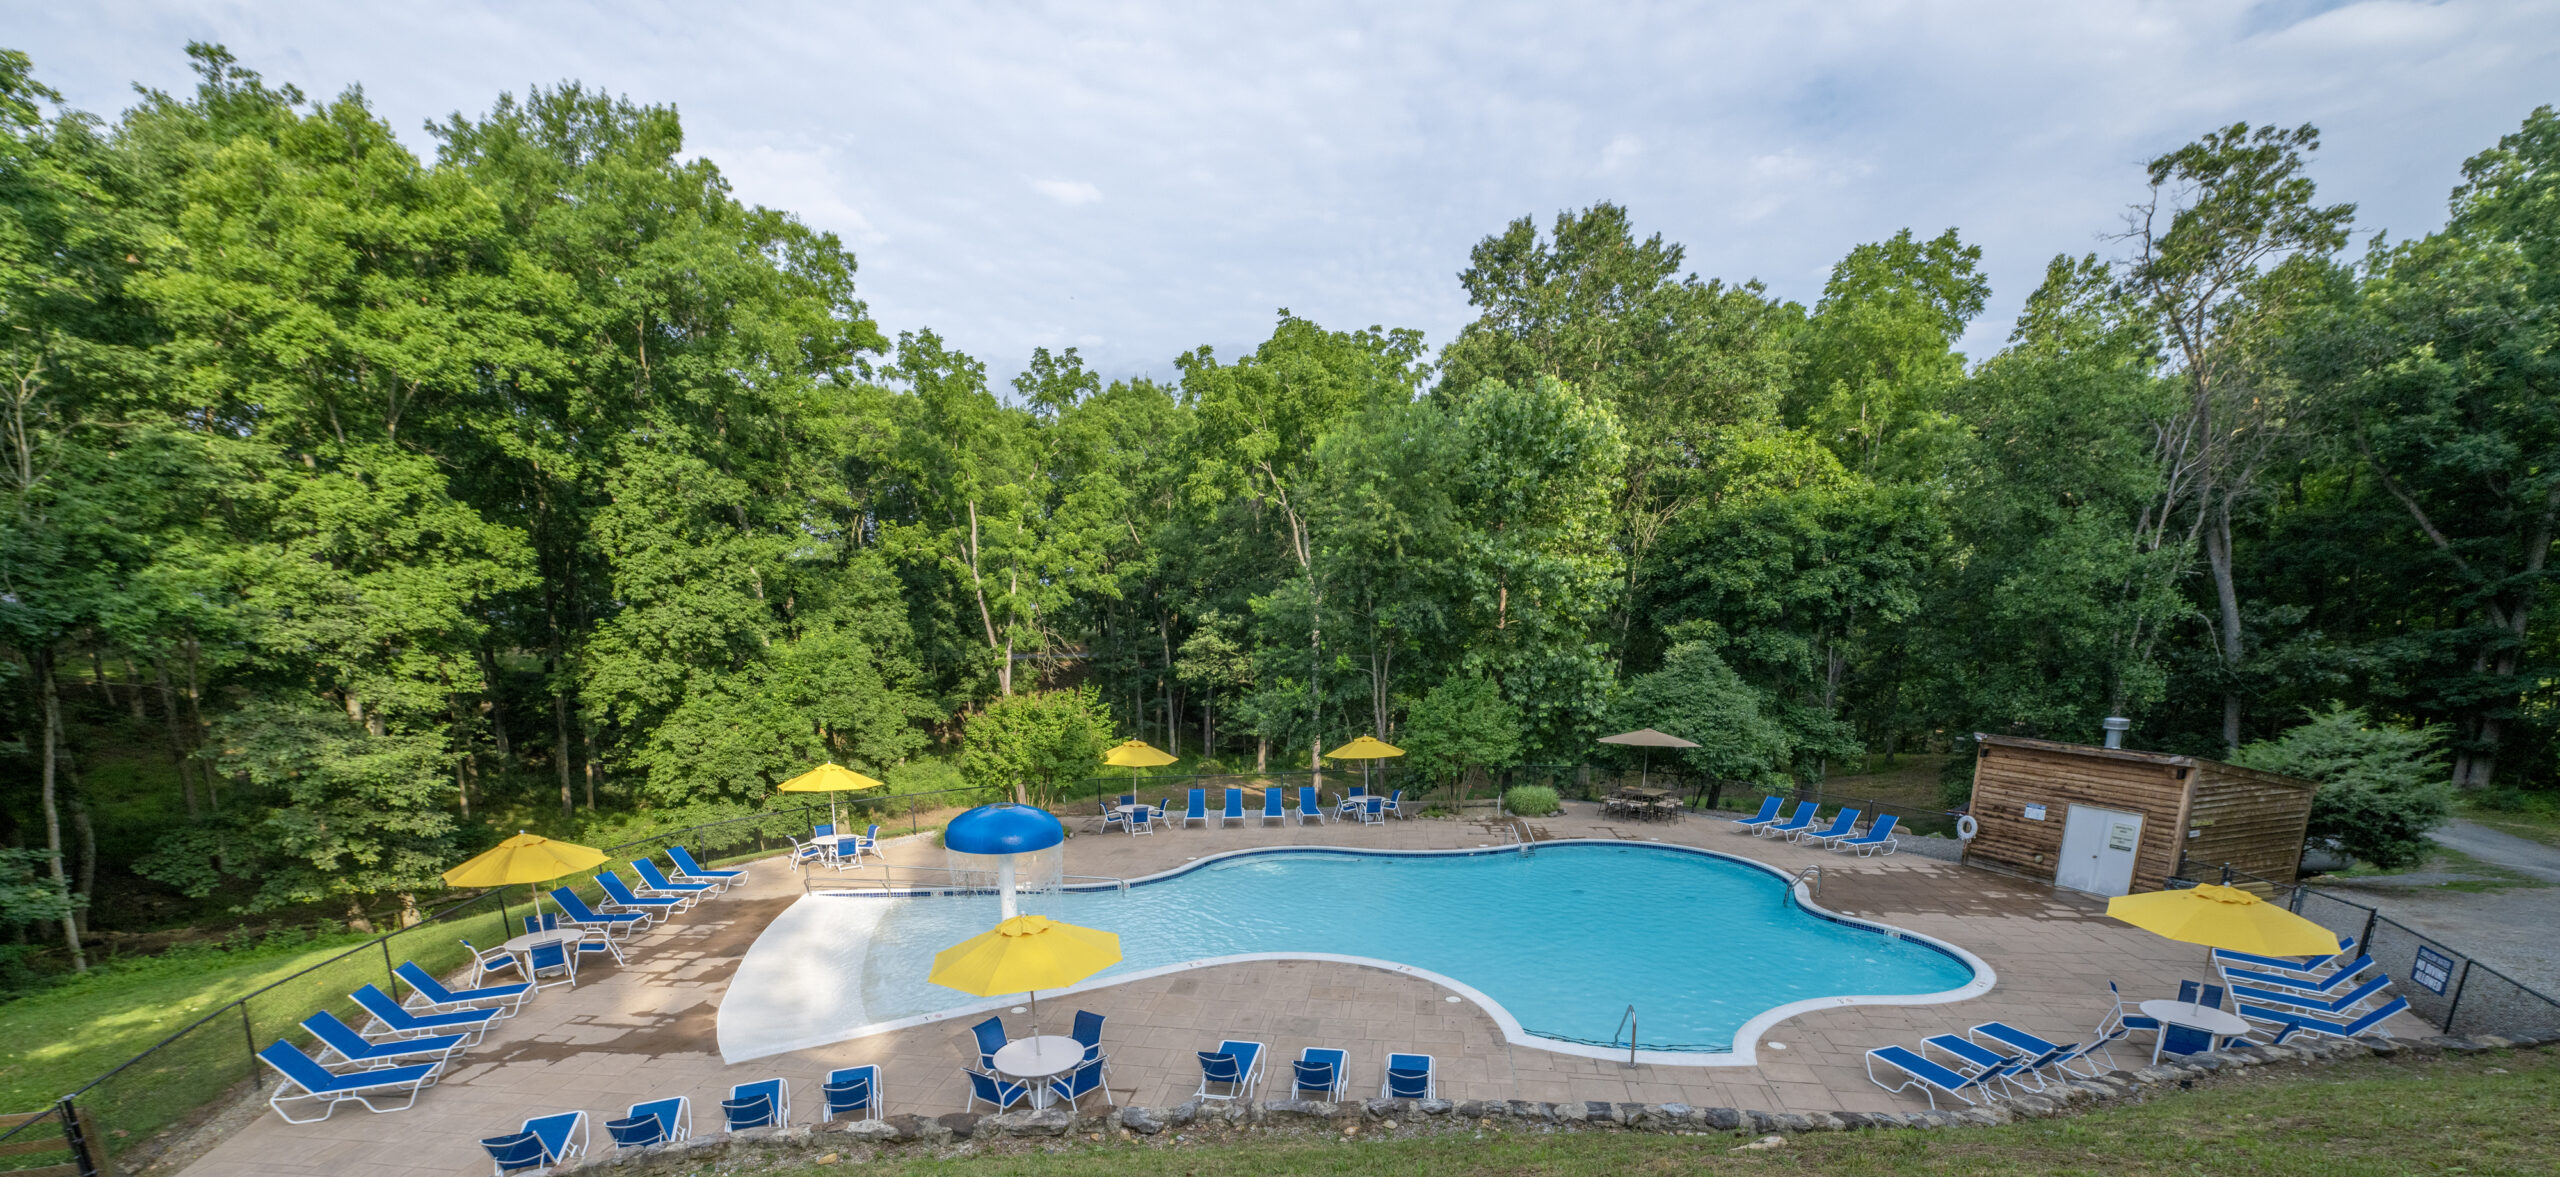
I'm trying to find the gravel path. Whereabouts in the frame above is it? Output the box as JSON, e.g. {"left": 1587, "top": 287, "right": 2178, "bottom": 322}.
{"left": 2311, "top": 819, "right": 2560, "bottom": 1000}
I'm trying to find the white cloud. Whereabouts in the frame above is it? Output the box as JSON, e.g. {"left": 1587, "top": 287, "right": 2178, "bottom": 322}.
{"left": 1030, "top": 178, "right": 1104, "bottom": 206}
{"left": 8, "top": 1, "right": 2557, "bottom": 379}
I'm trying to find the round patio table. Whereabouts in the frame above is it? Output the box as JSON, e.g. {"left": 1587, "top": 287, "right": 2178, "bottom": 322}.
{"left": 1111, "top": 805, "right": 1154, "bottom": 831}
{"left": 993, "top": 1035, "right": 1085, "bottom": 1107}
{"left": 2139, "top": 1000, "right": 2250, "bottom": 1062}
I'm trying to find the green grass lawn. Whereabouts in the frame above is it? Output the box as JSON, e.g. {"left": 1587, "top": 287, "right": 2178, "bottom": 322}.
{"left": 775, "top": 1047, "right": 2555, "bottom": 1176}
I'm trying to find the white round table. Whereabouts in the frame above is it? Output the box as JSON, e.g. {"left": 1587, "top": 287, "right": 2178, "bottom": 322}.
{"left": 498, "top": 930, "right": 574, "bottom": 956}
{"left": 2139, "top": 1000, "right": 2250, "bottom": 1061}
{"left": 992, "top": 1035, "right": 1085, "bottom": 1106}
{"left": 1111, "top": 805, "right": 1154, "bottom": 830}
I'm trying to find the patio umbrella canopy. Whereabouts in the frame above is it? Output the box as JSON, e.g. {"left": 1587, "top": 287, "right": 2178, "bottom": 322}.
{"left": 2105, "top": 883, "right": 2341, "bottom": 957}
{"left": 1102, "top": 740, "right": 1178, "bottom": 768}
{"left": 777, "top": 762, "right": 887, "bottom": 831}
{"left": 1596, "top": 728, "right": 1699, "bottom": 790}
{"left": 1325, "top": 735, "right": 1404, "bottom": 800}
{"left": 930, "top": 914, "right": 1122, "bottom": 1054}
{"left": 441, "top": 832, "right": 609, "bottom": 931}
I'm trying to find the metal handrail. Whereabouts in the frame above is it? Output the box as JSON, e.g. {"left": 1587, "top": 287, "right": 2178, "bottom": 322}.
{"left": 1612, "top": 1003, "right": 1638, "bottom": 1067}
{"left": 1790, "top": 865, "right": 1822, "bottom": 898}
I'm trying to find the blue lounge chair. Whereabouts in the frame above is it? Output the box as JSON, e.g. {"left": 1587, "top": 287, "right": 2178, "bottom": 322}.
{"left": 1196, "top": 1040, "right": 1264, "bottom": 1101}
{"left": 632, "top": 859, "right": 717, "bottom": 905}
{"left": 353, "top": 983, "right": 495, "bottom": 1047}
{"left": 482, "top": 1110, "right": 587, "bottom": 1176}
{"left": 1294, "top": 1047, "right": 1347, "bottom": 1100}
{"left": 1758, "top": 801, "right": 1820, "bottom": 840}
{"left": 2220, "top": 955, "right": 2378, "bottom": 996}
{"left": 823, "top": 1065, "right": 882, "bottom": 1122}
{"left": 1728, "top": 796, "right": 1786, "bottom": 832}
{"left": 2230, "top": 973, "right": 2394, "bottom": 1018}
{"left": 1128, "top": 805, "right": 1154, "bottom": 836}
{"left": 966, "top": 1068, "right": 1028, "bottom": 1111}
{"left": 1072, "top": 1010, "right": 1106, "bottom": 1061}
{"left": 722, "top": 1078, "right": 789, "bottom": 1130}
{"left": 667, "top": 845, "right": 745, "bottom": 889}
{"left": 970, "top": 1016, "right": 1009, "bottom": 1068}
{"left": 1864, "top": 1044, "right": 2005, "bottom": 1109}
{"left": 1924, "top": 1034, "right": 2031, "bottom": 1093}
{"left": 1050, "top": 1057, "right": 1114, "bottom": 1110}
{"left": 1381, "top": 1052, "right": 1434, "bottom": 1099}
{"left": 302, "top": 1010, "right": 468, "bottom": 1070}
{"left": 397, "top": 960, "right": 530, "bottom": 1018}
{"left": 525, "top": 938, "right": 578, "bottom": 991}
{"left": 549, "top": 887, "right": 649, "bottom": 936}
{"left": 1296, "top": 785, "right": 1327, "bottom": 825}
{"left": 2212, "top": 938, "right": 2356, "bottom": 980}
{"left": 458, "top": 938, "right": 527, "bottom": 989}
{"left": 255, "top": 1041, "right": 439, "bottom": 1123}
{"left": 2239, "top": 995, "right": 2411, "bottom": 1045}
{"left": 1968, "top": 1022, "right": 2099, "bottom": 1081}
{"left": 1795, "top": 807, "right": 1860, "bottom": 846}
{"left": 598, "top": 871, "right": 688, "bottom": 917}
{"left": 1834, "top": 813, "right": 1900, "bottom": 856}
{"left": 1222, "top": 787, "right": 1247, "bottom": 827}
{"left": 606, "top": 1097, "right": 691, "bottom": 1148}
{"left": 1182, "top": 788, "right": 1209, "bottom": 829}
{"left": 1262, "top": 788, "right": 1286, "bottom": 825}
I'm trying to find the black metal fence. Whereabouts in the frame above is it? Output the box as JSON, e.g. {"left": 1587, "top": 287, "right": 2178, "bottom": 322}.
{"left": 0, "top": 801, "right": 846, "bottom": 1176}
{"left": 2170, "top": 862, "right": 2560, "bottom": 1043}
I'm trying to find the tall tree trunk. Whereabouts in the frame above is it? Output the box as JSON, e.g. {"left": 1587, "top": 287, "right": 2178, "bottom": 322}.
{"left": 153, "top": 661, "right": 200, "bottom": 817}
{"left": 182, "top": 638, "right": 212, "bottom": 809}
{"left": 38, "top": 656, "right": 86, "bottom": 971}
{"left": 1159, "top": 613, "right": 1179, "bottom": 759}
{"left": 2202, "top": 496, "right": 2246, "bottom": 751}
{"left": 583, "top": 723, "right": 600, "bottom": 810}
{"left": 479, "top": 646, "right": 512, "bottom": 757}
{"left": 550, "top": 642, "right": 575, "bottom": 816}
{"left": 121, "top": 655, "right": 145, "bottom": 720}
{"left": 69, "top": 764, "right": 95, "bottom": 939}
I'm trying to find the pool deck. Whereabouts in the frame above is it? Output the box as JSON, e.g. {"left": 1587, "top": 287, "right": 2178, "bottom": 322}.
{"left": 169, "top": 801, "right": 2424, "bottom": 1176}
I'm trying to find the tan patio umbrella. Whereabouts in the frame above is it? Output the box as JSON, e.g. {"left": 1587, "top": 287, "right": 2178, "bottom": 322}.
{"left": 1596, "top": 728, "right": 1699, "bottom": 792}
{"left": 1325, "top": 735, "right": 1405, "bottom": 804}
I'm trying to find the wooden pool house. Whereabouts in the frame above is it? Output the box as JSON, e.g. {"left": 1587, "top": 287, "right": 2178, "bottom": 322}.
{"left": 1960, "top": 733, "right": 2318, "bottom": 897}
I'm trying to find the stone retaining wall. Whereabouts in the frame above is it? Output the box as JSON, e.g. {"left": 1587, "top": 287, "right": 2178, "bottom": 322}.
{"left": 551, "top": 1033, "right": 2551, "bottom": 1174}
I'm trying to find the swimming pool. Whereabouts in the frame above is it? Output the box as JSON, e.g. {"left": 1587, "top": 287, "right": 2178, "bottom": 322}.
{"left": 717, "top": 842, "right": 1989, "bottom": 1066}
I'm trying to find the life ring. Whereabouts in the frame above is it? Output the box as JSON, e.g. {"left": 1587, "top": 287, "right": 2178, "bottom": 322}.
{"left": 1956, "top": 814, "right": 1980, "bottom": 841}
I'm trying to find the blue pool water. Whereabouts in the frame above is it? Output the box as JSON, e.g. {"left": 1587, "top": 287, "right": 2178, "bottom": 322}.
{"left": 843, "top": 844, "right": 1976, "bottom": 1052}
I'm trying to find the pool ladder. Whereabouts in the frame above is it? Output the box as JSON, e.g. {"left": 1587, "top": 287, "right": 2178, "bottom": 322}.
{"left": 1502, "top": 819, "right": 1533, "bottom": 856}
{"left": 1613, "top": 1004, "right": 1638, "bottom": 1068}
{"left": 1790, "top": 865, "right": 1822, "bottom": 898}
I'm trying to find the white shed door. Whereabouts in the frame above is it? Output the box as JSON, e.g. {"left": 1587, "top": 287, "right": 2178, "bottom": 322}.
{"left": 2055, "top": 805, "right": 2144, "bottom": 897}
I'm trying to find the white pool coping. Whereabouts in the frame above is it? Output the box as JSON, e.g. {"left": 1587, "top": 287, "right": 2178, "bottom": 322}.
{"left": 715, "top": 839, "right": 1996, "bottom": 1067}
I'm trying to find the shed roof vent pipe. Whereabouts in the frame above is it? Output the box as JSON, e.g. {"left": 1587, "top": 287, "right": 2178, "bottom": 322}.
{"left": 2101, "top": 717, "right": 2132, "bottom": 749}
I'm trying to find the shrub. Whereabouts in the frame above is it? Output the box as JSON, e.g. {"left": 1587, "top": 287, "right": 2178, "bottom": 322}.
{"left": 2230, "top": 704, "right": 2452, "bottom": 872}
{"left": 1505, "top": 785, "right": 1561, "bottom": 816}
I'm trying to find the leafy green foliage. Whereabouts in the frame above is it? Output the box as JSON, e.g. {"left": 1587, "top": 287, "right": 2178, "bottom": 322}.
{"left": 1611, "top": 642, "right": 1791, "bottom": 787}
{"left": 1401, "top": 675, "right": 1523, "bottom": 789}
{"left": 2231, "top": 705, "right": 2454, "bottom": 870}
{"left": 1502, "top": 785, "right": 1560, "bottom": 817}
{"left": 959, "top": 688, "right": 1113, "bottom": 806}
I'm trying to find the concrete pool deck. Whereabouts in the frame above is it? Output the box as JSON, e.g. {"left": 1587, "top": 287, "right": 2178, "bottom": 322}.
{"left": 169, "top": 801, "right": 2427, "bottom": 1177}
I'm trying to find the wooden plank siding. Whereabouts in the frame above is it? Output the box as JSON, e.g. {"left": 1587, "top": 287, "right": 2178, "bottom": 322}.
{"left": 2183, "top": 764, "right": 2317, "bottom": 887}
{"left": 1967, "top": 741, "right": 2192, "bottom": 892}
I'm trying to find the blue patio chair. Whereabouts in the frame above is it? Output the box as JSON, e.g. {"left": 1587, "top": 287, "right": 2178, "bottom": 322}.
{"left": 1760, "top": 802, "right": 1821, "bottom": 840}
{"left": 2219, "top": 954, "right": 2378, "bottom": 996}
{"left": 1380, "top": 1052, "right": 1434, "bottom": 1099}
{"left": 823, "top": 1065, "right": 882, "bottom": 1122}
{"left": 2092, "top": 980, "right": 2162, "bottom": 1068}
{"left": 1926, "top": 1033, "right": 2042, "bottom": 1092}
{"left": 1196, "top": 1040, "right": 1263, "bottom": 1101}
{"left": 1262, "top": 788, "right": 1286, "bottom": 824}
{"left": 549, "top": 887, "right": 649, "bottom": 936}
{"left": 1050, "top": 1056, "right": 1114, "bottom": 1110}
{"left": 396, "top": 960, "right": 530, "bottom": 1018}
{"left": 970, "top": 1016, "right": 1009, "bottom": 1068}
{"left": 965, "top": 1068, "right": 1029, "bottom": 1112}
{"left": 521, "top": 912, "right": 560, "bottom": 936}
{"left": 1336, "top": 786, "right": 1367, "bottom": 820}
{"left": 481, "top": 1111, "right": 586, "bottom": 1176}
{"left": 2230, "top": 974, "right": 2394, "bottom": 1018}
{"left": 1834, "top": 813, "right": 1900, "bottom": 856}
{"left": 1296, "top": 785, "right": 1327, "bottom": 825}
{"left": 1728, "top": 796, "right": 1786, "bottom": 832}
{"left": 302, "top": 1010, "right": 468, "bottom": 1070}
{"left": 786, "top": 836, "right": 828, "bottom": 873}
{"left": 1969, "top": 1022, "right": 2099, "bottom": 1082}
{"left": 666, "top": 845, "right": 745, "bottom": 889}
{"left": 1222, "top": 787, "right": 1247, "bottom": 827}
{"left": 1072, "top": 1010, "right": 1106, "bottom": 1061}
{"left": 255, "top": 1041, "right": 439, "bottom": 1124}
{"left": 632, "top": 859, "right": 717, "bottom": 905}
{"left": 1128, "top": 805, "right": 1154, "bottom": 836}
{"left": 1864, "top": 1044, "right": 2006, "bottom": 1110}
{"left": 1383, "top": 788, "right": 1409, "bottom": 819}
{"left": 525, "top": 938, "right": 578, "bottom": 991}
{"left": 598, "top": 871, "right": 687, "bottom": 917}
{"left": 459, "top": 938, "right": 526, "bottom": 988}
{"left": 2239, "top": 995, "right": 2411, "bottom": 1045}
{"left": 353, "top": 983, "right": 495, "bottom": 1047}
{"left": 1294, "top": 1047, "right": 1347, "bottom": 1100}
{"left": 1172, "top": 788, "right": 1204, "bottom": 828}
{"left": 814, "top": 823, "right": 835, "bottom": 839}
{"left": 605, "top": 1097, "right": 691, "bottom": 1148}
{"left": 722, "top": 1078, "right": 789, "bottom": 1130}
{"left": 1118, "top": 793, "right": 1136, "bottom": 808}
{"left": 1360, "top": 795, "right": 1387, "bottom": 825}
{"left": 1795, "top": 807, "right": 1860, "bottom": 845}
{"left": 1101, "top": 799, "right": 1129, "bottom": 833}
{"left": 2211, "top": 938, "right": 2356, "bottom": 980}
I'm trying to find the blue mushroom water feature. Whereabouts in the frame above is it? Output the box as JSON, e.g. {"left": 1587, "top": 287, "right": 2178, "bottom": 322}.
{"left": 942, "top": 803, "right": 1068, "bottom": 920}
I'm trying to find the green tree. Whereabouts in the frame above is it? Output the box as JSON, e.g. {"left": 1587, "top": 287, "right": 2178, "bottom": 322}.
{"left": 1611, "top": 642, "right": 1791, "bottom": 804}
{"left": 1400, "top": 674, "right": 1523, "bottom": 808}
{"left": 959, "top": 687, "right": 1113, "bottom": 807}
{"left": 2231, "top": 705, "right": 2452, "bottom": 871}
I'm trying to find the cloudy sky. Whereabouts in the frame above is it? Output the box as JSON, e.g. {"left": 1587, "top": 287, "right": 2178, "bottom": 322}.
{"left": 8, "top": 1, "right": 2557, "bottom": 382}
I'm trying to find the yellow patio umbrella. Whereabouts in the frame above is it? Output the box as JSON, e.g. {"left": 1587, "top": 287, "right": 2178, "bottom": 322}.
{"left": 1102, "top": 739, "right": 1178, "bottom": 803}
{"left": 778, "top": 762, "right": 888, "bottom": 833}
{"left": 2105, "top": 883, "right": 2342, "bottom": 958}
{"left": 1326, "top": 735, "right": 1405, "bottom": 802}
{"left": 442, "top": 832, "right": 609, "bottom": 931}
{"left": 930, "top": 914, "right": 1123, "bottom": 1062}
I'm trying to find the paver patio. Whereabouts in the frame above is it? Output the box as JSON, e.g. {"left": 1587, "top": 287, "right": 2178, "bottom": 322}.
{"left": 170, "top": 799, "right": 2423, "bottom": 1177}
